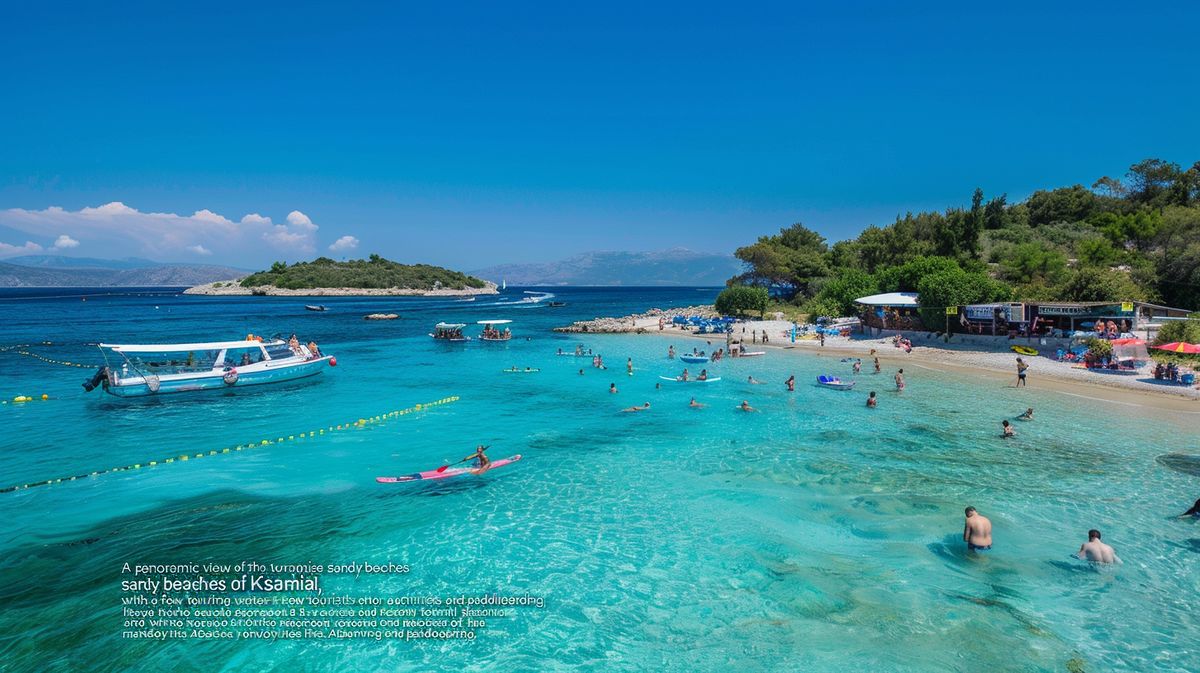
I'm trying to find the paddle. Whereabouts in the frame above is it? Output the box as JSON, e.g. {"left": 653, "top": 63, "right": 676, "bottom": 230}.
{"left": 435, "top": 446, "right": 490, "bottom": 473}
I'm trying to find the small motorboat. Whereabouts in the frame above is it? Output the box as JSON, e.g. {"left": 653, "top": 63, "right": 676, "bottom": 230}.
{"left": 305, "top": 305, "right": 327, "bottom": 312}
{"left": 548, "top": 301, "right": 566, "bottom": 307}
{"left": 816, "top": 375, "right": 856, "bottom": 390}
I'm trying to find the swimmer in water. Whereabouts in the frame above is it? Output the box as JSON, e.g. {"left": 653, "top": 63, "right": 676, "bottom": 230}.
{"left": 748, "top": 376, "right": 764, "bottom": 385}
{"left": 873, "top": 357, "right": 881, "bottom": 373}
{"left": 866, "top": 391, "right": 877, "bottom": 408}
{"left": 785, "top": 375, "right": 795, "bottom": 391}
{"left": 1019, "top": 407, "right": 1034, "bottom": 420}
{"left": 609, "top": 383, "right": 618, "bottom": 394}
{"left": 1076, "top": 529, "right": 1121, "bottom": 564}
{"left": 627, "top": 358, "right": 633, "bottom": 375}
{"left": 689, "top": 397, "right": 705, "bottom": 409}
{"left": 963, "top": 506, "right": 992, "bottom": 552}
{"left": 668, "top": 345, "right": 675, "bottom": 359}
{"left": 1177, "top": 498, "right": 1200, "bottom": 518}
{"left": 853, "top": 359, "right": 862, "bottom": 374}
{"left": 739, "top": 400, "right": 756, "bottom": 412}
{"left": 1002, "top": 420, "right": 1015, "bottom": 437}
{"left": 579, "top": 368, "right": 585, "bottom": 375}
{"left": 621, "top": 402, "right": 651, "bottom": 413}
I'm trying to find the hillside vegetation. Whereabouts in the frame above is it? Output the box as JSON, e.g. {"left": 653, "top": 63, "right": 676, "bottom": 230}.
{"left": 240, "top": 255, "right": 487, "bottom": 290}
{"left": 726, "top": 158, "right": 1200, "bottom": 321}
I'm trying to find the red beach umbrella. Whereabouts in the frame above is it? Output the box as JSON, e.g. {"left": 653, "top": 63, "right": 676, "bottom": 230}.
{"left": 1154, "top": 342, "right": 1200, "bottom": 354}
{"left": 1110, "top": 338, "right": 1145, "bottom": 346}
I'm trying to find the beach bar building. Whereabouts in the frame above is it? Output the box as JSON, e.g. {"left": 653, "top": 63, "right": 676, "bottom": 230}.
{"left": 955, "top": 300, "right": 1189, "bottom": 340}
{"left": 855, "top": 292, "right": 921, "bottom": 333}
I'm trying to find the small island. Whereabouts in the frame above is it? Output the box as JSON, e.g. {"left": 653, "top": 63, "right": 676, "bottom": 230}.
{"left": 184, "top": 255, "right": 497, "bottom": 296}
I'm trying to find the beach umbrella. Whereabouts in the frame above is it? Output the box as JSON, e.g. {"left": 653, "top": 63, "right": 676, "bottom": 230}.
{"left": 1153, "top": 342, "right": 1200, "bottom": 354}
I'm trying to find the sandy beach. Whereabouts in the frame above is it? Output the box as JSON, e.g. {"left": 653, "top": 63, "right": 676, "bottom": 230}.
{"left": 560, "top": 310, "right": 1200, "bottom": 413}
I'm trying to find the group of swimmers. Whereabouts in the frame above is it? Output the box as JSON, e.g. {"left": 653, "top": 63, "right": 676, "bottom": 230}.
{"left": 962, "top": 506, "right": 1121, "bottom": 563}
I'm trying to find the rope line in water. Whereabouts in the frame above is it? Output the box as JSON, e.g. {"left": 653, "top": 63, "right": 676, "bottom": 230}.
{"left": 9, "top": 349, "right": 93, "bottom": 368}
{"left": 0, "top": 395, "right": 461, "bottom": 494}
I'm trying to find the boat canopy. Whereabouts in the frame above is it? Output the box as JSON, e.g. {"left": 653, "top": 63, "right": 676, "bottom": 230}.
{"left": 100, "top": 340, "right": 279, "bottom": 353}
{"left": 854, "top": 292, "right": 919, "bottom": 307}
{"left": 434, "top": 322, "right": 467, "bottom": 329}
{"left": 477, "top": 319, "right": 513, "bottom": 325}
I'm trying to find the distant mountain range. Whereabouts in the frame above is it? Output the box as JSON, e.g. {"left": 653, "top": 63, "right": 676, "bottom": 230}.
{"left": 472, "top": 248, "right": 742, "bottom": 286}
{"left": 0, "top": 255, "right": 249, "bottom": 287}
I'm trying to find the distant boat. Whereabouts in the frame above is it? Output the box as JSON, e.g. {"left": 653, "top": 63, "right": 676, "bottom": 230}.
{"left": 501, "top": 279, "right": 507, "bottom": 290}
{"left": 430, "top": 322, "right": 470, "bottom": 342}
{"left": 478, "top": 319, "right": 513, "bottom": 341}
{"left": 305, "top": 305, "right": 327, "bottom": 312}
{"left": 548, "top": 301, "right": 566, "bottom": 307}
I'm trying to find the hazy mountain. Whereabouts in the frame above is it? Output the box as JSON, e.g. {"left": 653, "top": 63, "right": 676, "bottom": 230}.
{"left": 0, "top": 257, "right": 249, "bottom": 287}
{"left": 472, "top": 248, "right": 741, "bottom": 286}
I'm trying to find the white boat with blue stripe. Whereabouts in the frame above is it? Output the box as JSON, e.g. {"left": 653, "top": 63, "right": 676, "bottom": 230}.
{"left": 83, "top": 338, "right": 334, "bottom": 397}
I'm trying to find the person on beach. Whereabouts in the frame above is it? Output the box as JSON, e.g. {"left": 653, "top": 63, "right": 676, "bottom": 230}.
{"left": 1002, "top": 420, "right": 1015, "bottom": 438}
{"left": 621, "top": 402, "right": 651, "bottom": 413}
{"left": 963, "top": 506, "right": 992, "bottom": 552}
{"left": 873, "top": 357, "right": 881, "bottom": 374}
{"left": 1076, "top": 530, "right": 1121, "bottom": 564}
{"left": 668, "top": 345, "right": 675, "bottom": 359}
{"left": 464, "top": 445, "right": 491, "bottom": 474}
{"left": 748, "top": 375, "right": 764, "bottom": 384}
{"left": 1019, "top": 407, "right": 1034, "bottom": 420}
{"left": 895, "top": 369, "right": 905, "bottom": 392}
{"left": 1016, "top": 357, "right": 1028, "bottom": 387}
{"left": 739, "top": 400, "right": 756, "bottom": 412}
{"left": 819, "top": 332, "right": 825, "bottom": 347}
{"left": 609, "top": 383, "right": 618, "bottom": 394}
{"left": 763, "top": 331, "right": 769, "bottom": 343}
{"left": 866, "top": 391, "right": 877, "bottom": 408}
{"left": 785, "top": 375, "right": 795, "bottom": 391}
{"left": 689, "top": 397, "right": 705, "bottom": 409}
{"left": 853, "top": 359, "right": 862, "bottom": 374}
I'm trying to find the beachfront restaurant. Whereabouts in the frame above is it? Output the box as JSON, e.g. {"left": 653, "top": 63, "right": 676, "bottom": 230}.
{"left": 856, "top": 292, "right": 922, "bottom": 333}
{"left": 955, "top": 301, "right": 1189, "bottom": 339}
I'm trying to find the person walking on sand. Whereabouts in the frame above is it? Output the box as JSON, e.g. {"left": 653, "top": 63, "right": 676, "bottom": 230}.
{"left": 785, "top": 375, "right": 795, "bottom": 392}
{"left": 1016, "top": 357, "right": 1028, "bottom": 387}
{"left": 1076, "top": 529, "right": 1121, "bottom": 564}
{"left": 963, "top": 506, "right": 992, "bottom": 552}
{"left": 866, "top": 391, "right": 877, "bottom": 408}
{"left": 895, "top": 369, "right": 905, "bottom": 392}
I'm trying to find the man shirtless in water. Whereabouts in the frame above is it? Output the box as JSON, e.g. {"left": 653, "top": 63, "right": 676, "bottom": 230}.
{"left": 963, "top": 506, "right": 992, "bottom": 552}
{"left": 1076, "top": 529, "right": 1121, "bottom": 564}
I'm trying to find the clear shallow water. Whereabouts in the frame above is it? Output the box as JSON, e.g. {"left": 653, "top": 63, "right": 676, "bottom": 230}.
{"left": 0, "top": 286, "right": 1197, "bottom": 673}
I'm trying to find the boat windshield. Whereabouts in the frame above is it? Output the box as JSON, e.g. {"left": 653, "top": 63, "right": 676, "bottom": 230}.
{"left": 224, "top": 345, "right": 266, "bottom": 366}
{"left": 264, "top": 343, "right": 296, "bottom": 360}
{"left": 116, "top": 349, "right": 223, "bottom": 375}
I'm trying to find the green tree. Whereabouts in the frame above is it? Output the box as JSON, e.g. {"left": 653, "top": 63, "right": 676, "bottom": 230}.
{"left": 998, "top": 243, "right": 1068, "bottom": 286}
{"left": 1154, "top": 313, "right": 1200, "bottom": 345}
{"left": 812, "top": 269, "right": 877, "bottom": 316}
{"left": 1026, "top": 185, "right": 1099, "bottom": 227}
{"left": 875, "top": 256, "right": 962, "bottom": 293}
{"left": 1075, "top": 237, "right": 1121, "bottom": 267}
{"left": 731, "top": 222, "right": 830, "bottom": 298}
{"left": 1126, "top": 158, "right": 1182, "bottom": 205}
{"left": 1056, "top": 268, "right": 1146, "bottom": 303}
{"left": 714, "top": 285, "right": 770, "bottom": 317}
{"left": 916, "top": 268, "right": 1011, "bottom": 329}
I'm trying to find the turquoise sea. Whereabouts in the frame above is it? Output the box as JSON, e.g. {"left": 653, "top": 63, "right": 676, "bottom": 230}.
{"left": 0, "top": 286, "right": 1197, "bottom": 673}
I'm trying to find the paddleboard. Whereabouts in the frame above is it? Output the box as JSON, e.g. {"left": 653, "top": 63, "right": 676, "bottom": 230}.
{"left": 739, "top": 351, "right": 766, "bottom": 357}
{"left": 659, "top": 376, "right": 721, "bottom": 383}
{"left": 1011, "top": 345, "right": 1039, "bottom": 356}
{"left": 501, "top": 369, "right": 540, "bottom": 373}
{"left": 376, "top": 455, "right": 523, "bottom": 483}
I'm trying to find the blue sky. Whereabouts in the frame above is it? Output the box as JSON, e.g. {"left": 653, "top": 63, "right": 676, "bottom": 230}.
{"left": 1, "top": 1, "right": 1197, "bottom": 269}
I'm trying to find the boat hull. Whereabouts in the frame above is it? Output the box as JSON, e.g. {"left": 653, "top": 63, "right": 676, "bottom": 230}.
{"left": 104, "top": 358, "right": 331, "bottom": 397}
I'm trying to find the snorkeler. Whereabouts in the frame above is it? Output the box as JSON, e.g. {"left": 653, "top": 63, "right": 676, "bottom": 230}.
{"left": 963, "top": 506, "right": 992, "bottom": 552}
{"left": 1076, "top": 529, "right": 1121, "bottom": 564}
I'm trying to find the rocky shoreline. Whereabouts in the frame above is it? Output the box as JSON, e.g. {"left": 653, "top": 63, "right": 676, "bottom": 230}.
{"left": 553, "top": 305, "right": 719, "bottom": 333}
{"left": 183, "top": 280, "right": 499, "bottom": 297}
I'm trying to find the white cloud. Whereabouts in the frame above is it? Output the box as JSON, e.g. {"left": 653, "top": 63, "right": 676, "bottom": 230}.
{"left": 329, "top": 235, "right": 359, "bottom": 252}
{"left": 286, "top": 210, "right": 316, "bottom": 230}
{"left": 0, "top": 202, "right": 321, "bottom": 262}
{"left": 53, "top": 234, "right": 79, "bottom": 249}
{"left": 0, "top": 240, "right": 44, "bottom": 257}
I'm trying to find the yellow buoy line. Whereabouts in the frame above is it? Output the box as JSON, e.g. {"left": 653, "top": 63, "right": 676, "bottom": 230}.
{"left": 4, "top": 394, "right": 51, "bottom": 404}
{"left": 0, "top": 395, "right": 461, "bottom": 494}
{"left": 9, "top": 348, "right": 93, "bottom": 369}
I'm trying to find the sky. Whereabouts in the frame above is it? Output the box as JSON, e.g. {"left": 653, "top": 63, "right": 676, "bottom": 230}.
{"left": 1, "top": 1, "right": 1198, "bottom": 270}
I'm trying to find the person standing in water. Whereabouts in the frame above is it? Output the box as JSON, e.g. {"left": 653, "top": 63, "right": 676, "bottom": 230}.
{"left": 627, "top": 358, "right": 633, "bottom": 375}
{"left": 1002, "top": 420, "right": 1015, "bottom": 437}
{"left": 895, "top": 369, "right": 905, "bottom": 392}
{"left": 853, "top": 359, "right": 862, "bottom": 374}
{"left": 609, "top": 383, "right": 618, "bottom": 394}
{"left": 668, "top": 345, "right": 675, "bottom": 359}
{"left": 873, "top": 357, "right": 881, "bottom": 374}
{"left": 963, "top": 506, "right": 992, "bottom": 552}
{"left": 785, "top": 375, "right": 795, "bottom": 391}
{"left": 866, "top": 391, "right": 877, "bottom": 408}
{"left": 1016, "top": 357, "right": 1028, "bottom": 387}
{"left": 1076, "top": 529, "right": 1121, "bottom": 564}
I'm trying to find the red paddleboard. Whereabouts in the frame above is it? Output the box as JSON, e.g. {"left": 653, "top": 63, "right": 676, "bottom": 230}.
{"left": 376, "top": 455, "right": 522, "bottom": 483}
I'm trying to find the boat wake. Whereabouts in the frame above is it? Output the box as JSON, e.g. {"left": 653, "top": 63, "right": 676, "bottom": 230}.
{"left": 490, "top": 291, "right": 555, "bottom": 307}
